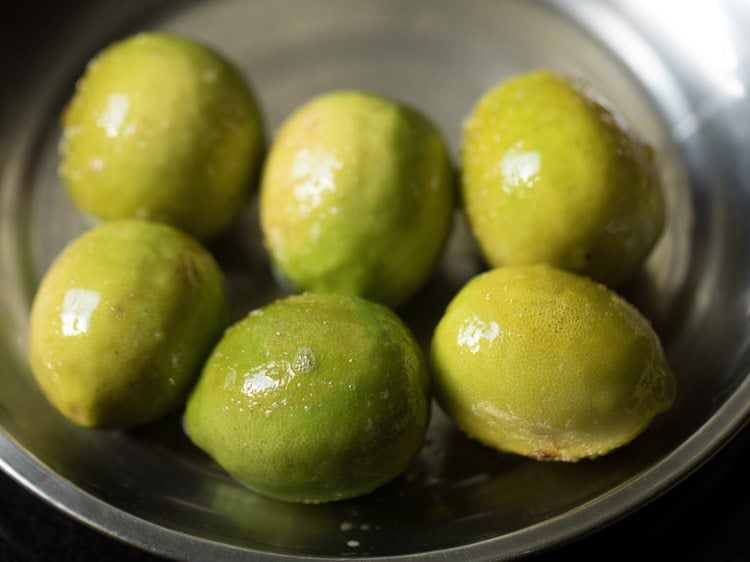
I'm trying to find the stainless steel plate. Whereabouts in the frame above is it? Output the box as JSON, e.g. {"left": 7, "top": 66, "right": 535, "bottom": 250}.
{"left": 2, "top": 0, "right": 750, "bottom": 559}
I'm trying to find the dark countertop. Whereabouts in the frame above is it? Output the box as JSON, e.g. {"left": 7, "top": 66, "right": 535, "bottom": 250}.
{"left": 2, "top": 420, "right": 750, "bottom": 561}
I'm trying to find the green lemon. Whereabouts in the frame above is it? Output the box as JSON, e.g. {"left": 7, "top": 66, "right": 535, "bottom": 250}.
{"left": 260, "top": 90, "right": 454, "bottom": 308}
{"left": 431, "top": 265, "right": 675, "bottom": 461}
{"left": 28, "top": 220, "right": 225, "bottom": 428}
{"left": 59, "top": 32, "right": 264, "bottom": 240}
{"left": 461, "top": 70, "right": 664, "bottom": 286}
{"left": 184, "top": 292, "right": 430, "bottom": 503}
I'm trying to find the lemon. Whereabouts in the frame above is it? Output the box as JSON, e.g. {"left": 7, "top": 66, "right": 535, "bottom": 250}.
{"left": 184, "top": 292, "right": 430, "bottom": 503}
{"left": 28, "top": 220, "right": 225, "bottom": 428}
{"left": 59, "top": 32, "right": 264, "bottom": 240}
{"left": 260, "top": 90, "right": 454, "bottom": 308}
{"left": 431, "top": 265, "right": 675, "bottom": 461}
{"left": 461, "top": 70, "right": 664, "bottom": 286}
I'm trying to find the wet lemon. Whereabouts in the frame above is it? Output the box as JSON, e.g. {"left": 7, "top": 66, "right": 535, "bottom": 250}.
{"left": 184, "top": 292, "right": 430, "bottom": 503}
{"left": 59, "top": 32, "right": 264, "bottom": 240}
{"left": 461, "top": 70, "right": 664, "bottom": 286}
{"left": 260, "top": 90, "right": 454, "bottom": 308}
{"left": 431, "top": 265, "right": 675, "bottom": 461}
{"left": 28, "top": 220, "right": 225, "bottom": 428}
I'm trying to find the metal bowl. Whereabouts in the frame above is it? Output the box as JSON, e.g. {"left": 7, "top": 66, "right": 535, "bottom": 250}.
{"left": 2, "top": 0, "right": 749, "bottom": 559}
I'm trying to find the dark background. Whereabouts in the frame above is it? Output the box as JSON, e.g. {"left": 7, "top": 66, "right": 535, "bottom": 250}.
{"left": 2, "top": 419, "right": 750, "bottom": 561}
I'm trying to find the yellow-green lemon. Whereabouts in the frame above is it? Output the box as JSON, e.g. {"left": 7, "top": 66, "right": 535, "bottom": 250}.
{"left": 461, "top": 70, "right": 664, "bottom": 286}
{"left": 59, "top": 32, "right": 264, "bottom": 240}
{"left": 184, "top": 292, "right": 430, "bottom": 503}
{"left": 260, "top": 90, "right": 454, "bottom": 308}
{"left": 431, "top": 265, "right": 675, "bottom": 461}
{"left": 28, "top": 220, "right": 225, "bottom": 428}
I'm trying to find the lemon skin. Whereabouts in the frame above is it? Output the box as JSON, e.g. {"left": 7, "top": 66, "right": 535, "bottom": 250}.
{"left": 59, "top": 32, "right": 264, "bottom": 240}
{"left": 28, "top": 220, "right": 226, "bottom": 428}
{"left": 431, "top": 265, "right": 675, "bottom": 461}
{"left": 461, "top": 70, "right": 664, "bottom": 287}
{"left": 260, "top": 90, "right": 454, "bottom": 308}
{"left": 184, "top": 292, "right": 431, "bottom": 503}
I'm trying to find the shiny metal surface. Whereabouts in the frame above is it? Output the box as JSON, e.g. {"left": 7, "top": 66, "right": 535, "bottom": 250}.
{"left": 1, "top": 0, "right": 749, "bottom": 559}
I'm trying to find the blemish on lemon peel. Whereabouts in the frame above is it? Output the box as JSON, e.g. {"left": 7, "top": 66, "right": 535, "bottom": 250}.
{"left": 293, "top": 347, "right": 317, "bottom": 374}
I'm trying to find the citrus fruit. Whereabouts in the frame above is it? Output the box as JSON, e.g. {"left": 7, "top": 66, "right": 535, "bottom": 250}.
{"left": 28, "top": 220, "right": 225, "bottom": 428}
{"left": 184, "top": 292, "right": 431, "bottom": 503}
{"left": 59, "top": 32, "right": 264, "bottom": 240}
{"left": 259, "top": 90, "right": 454, "bottom": 308}
{"left": 430, "top": 265, "right": 675, "bottom": 461}
{"left": 461, "top": 69, "right": 664, "bottom": 286}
